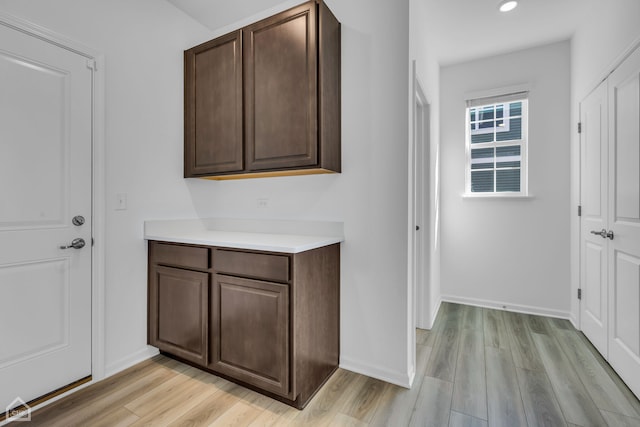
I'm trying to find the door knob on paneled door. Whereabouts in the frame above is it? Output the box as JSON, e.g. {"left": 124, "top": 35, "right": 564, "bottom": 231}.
{"left": 60, "top": 238, "right": 86, "bottom": 250}
{"left": 590, "top": 229, "right": 607, "bottom": 238}
{"left": 590, "top": 229, "right": 614, "bottom": 240}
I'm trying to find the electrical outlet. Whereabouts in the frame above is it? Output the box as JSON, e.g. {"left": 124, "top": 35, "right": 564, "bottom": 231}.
{"left": 257, "top": 198, "right": 269, "bottom": 208}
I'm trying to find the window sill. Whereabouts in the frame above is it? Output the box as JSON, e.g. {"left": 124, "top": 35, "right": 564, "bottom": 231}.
{"left": 462, "top": 193, "right": 534, "bottom": 200}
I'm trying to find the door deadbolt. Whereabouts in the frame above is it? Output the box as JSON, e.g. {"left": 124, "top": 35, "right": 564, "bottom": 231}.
{"left": 72, "top": 215, "right": 85, "bottom": 226}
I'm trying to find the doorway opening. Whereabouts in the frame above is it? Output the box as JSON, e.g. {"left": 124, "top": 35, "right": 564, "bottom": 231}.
{"left": 409, "top": 61, "right": 431, "bottom": 384}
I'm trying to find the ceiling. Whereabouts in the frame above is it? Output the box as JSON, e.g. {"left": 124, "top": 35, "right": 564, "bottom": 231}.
{"left": 168, "top": 0, "right": 599, "bottom": 66}
{"left": 167, "top": 0, "right": 285, "bottom": 33}
{"left": 425, "top": 0, "right": 599, "bottom": 66}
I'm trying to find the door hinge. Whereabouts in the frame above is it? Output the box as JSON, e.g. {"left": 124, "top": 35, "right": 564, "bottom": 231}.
{"left": 578, "top": 205, "right": 582, "bottom": 216}
{"left": 86, "top": 59, "right": 97, "bottom": 71}
{"left": 578, "top": 288, "right": 582, "bottom": 300}
{"left": 578, "top": 122, "right": 582, "bottom": 134}
{"left": 92, "top": 238, "right": 95, "bottom": 247}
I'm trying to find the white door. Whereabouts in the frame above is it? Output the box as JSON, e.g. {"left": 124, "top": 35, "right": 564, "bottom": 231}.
{"left": 0, "top": 22, "right": 92, "bottom": 410}
{"left": 607, "top": 45, "right": 640, "bottom": 398}
{"left": 579, "top": 81, "right": 609, "bottom": 357}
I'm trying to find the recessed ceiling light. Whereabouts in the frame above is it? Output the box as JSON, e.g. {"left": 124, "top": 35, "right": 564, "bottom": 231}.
{"left": 498, "top": 0, "right": 518, "bottom": 12}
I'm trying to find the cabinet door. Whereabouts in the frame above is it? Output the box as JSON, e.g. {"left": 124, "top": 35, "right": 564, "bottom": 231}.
{"left": 210, "top": 274, "right": 290, "bottom": 397}
{"left": 184, "top": 30, "right": 243, "bottom": 176}
{"left": 244, "top": 2, "right": 318, "bottom": 171}
{"left": 148, "top": 265, "right": 208, "bottom": 366}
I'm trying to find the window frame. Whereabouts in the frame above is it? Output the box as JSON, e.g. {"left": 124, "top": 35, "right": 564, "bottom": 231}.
{"left": 464, "top": 96, "right": 529, "bottom": 197}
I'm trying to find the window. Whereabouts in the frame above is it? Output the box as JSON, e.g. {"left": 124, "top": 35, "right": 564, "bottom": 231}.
{"left": 465, "top": 92, "right": 528, "bottom": 196}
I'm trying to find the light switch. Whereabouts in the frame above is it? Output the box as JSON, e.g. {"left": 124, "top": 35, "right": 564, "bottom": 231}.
{"left": 116, "top": 193, "right": 127, "bottom": 210}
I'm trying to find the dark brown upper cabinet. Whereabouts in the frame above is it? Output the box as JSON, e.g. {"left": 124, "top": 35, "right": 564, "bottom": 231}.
{"left": 184, "top": 0, "right": 341, "bottom": 180}
{"left": 184, "top": 31, "right": 243, "bottom": 176}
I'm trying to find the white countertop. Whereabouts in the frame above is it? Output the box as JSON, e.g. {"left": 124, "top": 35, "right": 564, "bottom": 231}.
{"left": 144, "top": 218, "right": 344, "bottom": 254}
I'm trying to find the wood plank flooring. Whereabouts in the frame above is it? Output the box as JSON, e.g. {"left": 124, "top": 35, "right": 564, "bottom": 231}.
{"left": 14, "top": 303, "right": 640, "bottom": 426}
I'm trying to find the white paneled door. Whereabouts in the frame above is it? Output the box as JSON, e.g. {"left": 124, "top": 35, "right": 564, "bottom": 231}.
{"left": 607, "top": 46, "right": 640, "bottom": 398}
{"left": 580, "top": 45, "right": 640, "bottom": 399}
{"left": 0, "top": 22, "right": 92, "bottom": 411}
{"left": 580, "top": 81, "right": 609, "bottom": 357}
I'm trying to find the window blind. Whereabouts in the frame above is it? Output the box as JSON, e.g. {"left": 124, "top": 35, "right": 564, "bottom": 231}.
{"left": 466, "top": 91, "right": 528, "bottom": 108}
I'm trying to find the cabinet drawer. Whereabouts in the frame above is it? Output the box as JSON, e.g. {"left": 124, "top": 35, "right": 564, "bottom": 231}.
{"left": 213, "top": 249, "right": 289, "bottom": 282}
{"left": 151, "top": 242, "right": 209, "bottom": 270}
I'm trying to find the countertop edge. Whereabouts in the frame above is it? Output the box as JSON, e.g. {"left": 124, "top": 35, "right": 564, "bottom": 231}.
{"left": 143, "top": 234, "right": 343, "bottom": 254}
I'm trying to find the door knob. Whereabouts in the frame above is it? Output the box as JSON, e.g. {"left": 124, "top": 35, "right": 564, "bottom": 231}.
{"left": 60, "top": 238, "right": 86, "bottom": 250}
{"left": 590, "top": 229, "right": 614, "bottom": 240}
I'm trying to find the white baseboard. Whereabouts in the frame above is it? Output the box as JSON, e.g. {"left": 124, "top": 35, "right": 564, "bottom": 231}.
{"left": 441, "top": 294, "right": 572, "bottom": 320}
{"left": 416, "top": 297, "right": 441, "bottom": 330}
{"left": 104, "top": 346, "right": 159, "bottom": 378}
{"left": 569, "top": 313, "right": 580, "bottom": 330}
{"left": 429, "top": 298, "right": 442, "bottom": 329}
{"left": 340, "top": 356, "right": 412, "bottom": 389}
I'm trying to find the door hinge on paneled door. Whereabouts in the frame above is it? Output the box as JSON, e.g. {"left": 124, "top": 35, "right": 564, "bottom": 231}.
{"left": 578, "top": 288, "right": 582, "bottom": 300}
{"left": 578, "top": 205, "right": 582, "bottom": 216}
{"left": 578, "top": 122, "right": 582, "bottom": 133}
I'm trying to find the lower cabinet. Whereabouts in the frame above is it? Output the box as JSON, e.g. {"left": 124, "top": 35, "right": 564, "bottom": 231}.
{"left": 148, "top": 265, "right": 209, "bottom": 366}
{"left": 147, "top": 240, "right": 340, "bottom": 409}
{"left": 210, "top": 274, "right": 290, "bottom": 397}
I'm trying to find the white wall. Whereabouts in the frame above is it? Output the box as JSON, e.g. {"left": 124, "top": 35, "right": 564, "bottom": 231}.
{"left": 569, "top": 0, "right": 640, "bottom": 325}
{"left": 0, "top": 0, "right": 417, "bottom": 386}
{"left": 440, "top": 41, "right": 572, "bottom": 317}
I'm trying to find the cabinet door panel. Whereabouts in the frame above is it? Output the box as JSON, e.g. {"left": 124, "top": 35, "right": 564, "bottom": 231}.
{"left": 244, "top": 2, "right": 317, "bottom": 171}
{"left": 149, "top": 266, "right": 208, "bottom": 365}
{"left": 185, "top": 30, "right": 243, "bottom": 176}
{"left": 211, "top": 274, "right": 290, "bottom": 397}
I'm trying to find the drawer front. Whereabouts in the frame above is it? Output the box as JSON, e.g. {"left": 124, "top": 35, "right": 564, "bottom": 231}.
{"left": 151, "top": 242, "right": 209, "bottom": 270}
{"left": 213, "top": 249, "right": 289, "bottom": 282}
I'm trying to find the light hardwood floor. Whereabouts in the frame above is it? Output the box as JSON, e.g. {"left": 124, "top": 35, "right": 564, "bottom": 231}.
{"left": 13, "top": 303, "right": 640, "bottom": 426}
